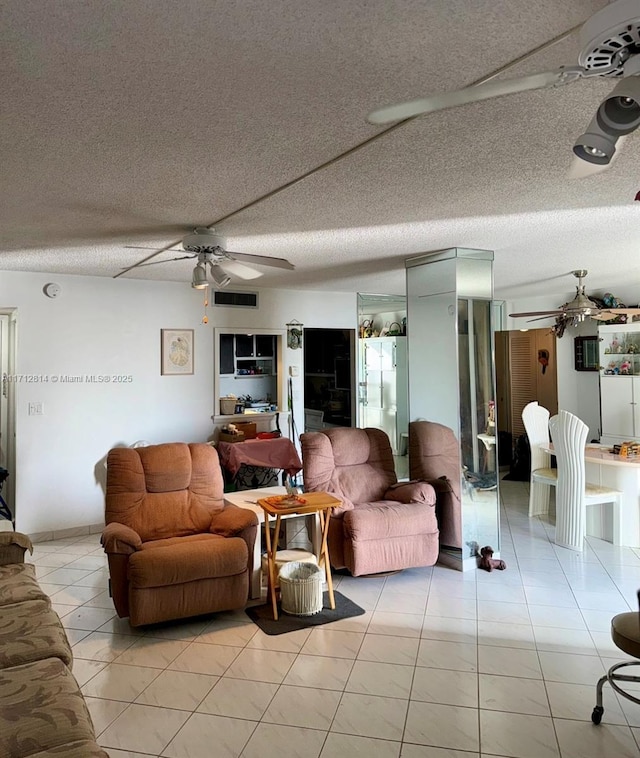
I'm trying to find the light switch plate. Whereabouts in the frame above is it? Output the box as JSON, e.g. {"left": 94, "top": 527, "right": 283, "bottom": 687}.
{"left": 28, "top": 402, "right": 44, "bottom": 416}
{"left": 289, "top": 366, "right": 300, "bottom": 377}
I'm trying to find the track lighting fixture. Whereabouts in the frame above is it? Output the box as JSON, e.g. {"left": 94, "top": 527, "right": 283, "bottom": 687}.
{"left": 191, "top": 263, "right": 208, "bottom": 289}
{"left": 209, "top": 262, "right": 231, "bottom": 288}
{"left": 573, "top": 75, "right": 640, "bottom": 166}
{"left": 191, "top": 260, "right": 232, "bottom": 289}
{"left": 573, "top": 114, "right": 619, "bottom": 165}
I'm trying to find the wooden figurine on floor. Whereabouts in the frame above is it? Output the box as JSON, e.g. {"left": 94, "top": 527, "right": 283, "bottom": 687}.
{"left": 479, "top": 545, "right": 506, "bottom": 572}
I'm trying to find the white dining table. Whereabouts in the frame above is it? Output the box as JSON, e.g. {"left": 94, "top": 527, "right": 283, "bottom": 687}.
{"left": 543, "top": 442, "right": 640, "bottom": 548}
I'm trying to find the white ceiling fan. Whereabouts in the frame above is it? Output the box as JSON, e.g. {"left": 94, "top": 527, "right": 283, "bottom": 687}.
{"left": 122, "top": 227, "right": 295, "bottom": 288}
{"left": 367, "top": 0, "right": 640, "bottom": 172}
{"left": 509, "top": 270, "right": 640, "bottom": 333}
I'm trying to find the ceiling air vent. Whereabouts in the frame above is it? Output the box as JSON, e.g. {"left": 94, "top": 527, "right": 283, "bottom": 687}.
{"left": 213, "top": 290, "right": 259, "bottom": 308}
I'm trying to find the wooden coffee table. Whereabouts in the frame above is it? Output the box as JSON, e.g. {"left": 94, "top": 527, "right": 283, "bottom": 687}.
{"left": 257, "top": 491, "right": 341, "bottom": 620}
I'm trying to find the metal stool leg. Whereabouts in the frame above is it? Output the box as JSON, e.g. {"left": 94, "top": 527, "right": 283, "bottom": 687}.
{"left": 592, "top": 660, "right": 640, "bottom": 724}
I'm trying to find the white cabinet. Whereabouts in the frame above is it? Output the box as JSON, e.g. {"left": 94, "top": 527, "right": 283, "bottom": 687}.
{"left": 600, "top": 377, "right": 639, "bottom": 442}
{"left": 220, "top": 333, "right": 276, "bottom": 377}
{"left": 599, "top": 323, "right": 640, "bottom": 444}
{"left": 358, "top": 337, "right": 408, "bottom": 453}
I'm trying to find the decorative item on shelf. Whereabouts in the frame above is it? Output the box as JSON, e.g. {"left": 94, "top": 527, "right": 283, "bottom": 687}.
{"left": 387, "top": 321, "right": 402, "bottom": 336}
{"left": 220, "top": 395, "right": 238, "bottom": 415}
{"left": 604, "top": 360, "right": 618, "bottom": 375}
{"left": 359, "top": 319, "right": 373, "bottom": 338}
{"left": 286, "top": 319, "right": 303, "bottom": 349}
{"left": 486, "top": 400, "right": 496, "bottom": 435}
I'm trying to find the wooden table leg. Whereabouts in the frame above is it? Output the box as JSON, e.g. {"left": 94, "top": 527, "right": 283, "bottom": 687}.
{"left": 318, "top": 509, "right": 335, "bottom": 610}
{"left": 264, "top": 513, "right": 278, "bottom": 620}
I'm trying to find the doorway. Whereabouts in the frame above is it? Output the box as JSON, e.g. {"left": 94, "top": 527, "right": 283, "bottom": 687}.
{"left": 303, "top": 328, "right": 355, "bottom": 430}
{"left": 0, "top": 312, "right": 17, "bottom": 528}
{"left": 495, "top": 327, "right": 558, "bottom": 466}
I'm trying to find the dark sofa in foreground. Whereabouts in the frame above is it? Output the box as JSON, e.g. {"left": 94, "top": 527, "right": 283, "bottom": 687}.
{"left": 0, "top": 532, "right": 107, "bottom": 758}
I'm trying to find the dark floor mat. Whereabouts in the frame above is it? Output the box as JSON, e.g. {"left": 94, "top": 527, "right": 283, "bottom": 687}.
{"left": 246, "top": 591, "right": 365, "bottom": 635}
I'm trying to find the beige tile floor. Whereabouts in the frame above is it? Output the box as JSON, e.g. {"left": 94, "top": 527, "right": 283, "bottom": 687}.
{"left": 25, "top": 480, "right": 640, "bottom": 757}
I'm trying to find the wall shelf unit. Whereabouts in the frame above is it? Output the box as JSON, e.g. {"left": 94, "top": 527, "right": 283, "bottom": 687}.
{"left": 214, "top": 328, "right": 285, "bottom": 419}
{"left": 599, "top": 323, "right": 640, "bottom": 445}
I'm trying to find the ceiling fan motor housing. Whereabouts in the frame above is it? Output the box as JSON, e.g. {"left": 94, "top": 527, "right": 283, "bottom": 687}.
{"left": 578, "top": 0, "right": 640, "bottom": 74}
{"left": 182, "top": 228, "right": 226, "bottom": 253}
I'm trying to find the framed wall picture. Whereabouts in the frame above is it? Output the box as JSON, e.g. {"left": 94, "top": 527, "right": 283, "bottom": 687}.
{"left": 574, "top": 335, "right": 599, "bottom": 371}
{"left": 161, "top": 329, "right": 194, "bottom": 375}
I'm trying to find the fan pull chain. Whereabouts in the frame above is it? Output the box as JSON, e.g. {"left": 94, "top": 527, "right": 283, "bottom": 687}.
{"left": 202, "top": 286, "right": 209, "bottom": 324}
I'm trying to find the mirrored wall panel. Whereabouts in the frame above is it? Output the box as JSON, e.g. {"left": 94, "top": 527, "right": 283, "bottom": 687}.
{"left": 357, "top": 293, "right": 408, "bottom": 478}
{"left": 406, "top": 249, "right": 499, "bottom": 570}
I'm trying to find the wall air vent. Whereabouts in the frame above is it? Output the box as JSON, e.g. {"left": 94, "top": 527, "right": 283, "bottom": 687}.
{"left": 213, "top": 290, "right": 259, "bottom": 308}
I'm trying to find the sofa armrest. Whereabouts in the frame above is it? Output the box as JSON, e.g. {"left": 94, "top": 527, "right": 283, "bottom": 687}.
{"left": 210, "top": 504, "right": 258, "bottom": 581}
{"left": 384, "top": 480, "right": 436, "bottom": 506}
{"left": 0, "top": 532, "right": 33, "bottom": 565}
{"left": 101, "top": 522, "right": 142, "bottom": 554}
{"left": 429, "top": 476, "right": 461, "bottom": 504}
{"left": 209, "top": 504, "right": 258, "bottom": 537}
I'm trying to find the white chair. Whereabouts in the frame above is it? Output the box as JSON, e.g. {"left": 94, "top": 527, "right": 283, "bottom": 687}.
{"left": 522, "top": 401, "right": 557, "bottom": 518}
{"left": 549, "top": 410, "right": 622, "bottom": 552}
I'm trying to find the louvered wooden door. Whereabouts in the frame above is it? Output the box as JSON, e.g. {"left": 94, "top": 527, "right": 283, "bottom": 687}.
{"left": 509, "top": 331, "right": 537, "bottom": 439}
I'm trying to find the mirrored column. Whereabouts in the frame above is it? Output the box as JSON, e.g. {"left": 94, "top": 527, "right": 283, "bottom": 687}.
{"left": 406, "top": 248, "right": 499, "bottom": 570}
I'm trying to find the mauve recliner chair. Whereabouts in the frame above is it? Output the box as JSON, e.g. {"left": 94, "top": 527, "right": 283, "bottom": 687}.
{"left": 409, "top": 420, "right": 462, "bottom": 549}
{"left": 301, "top": 427, "right": 439, "bottom": 576}
{"left": 102, "top": 442, "right": 257, "bottom": 626}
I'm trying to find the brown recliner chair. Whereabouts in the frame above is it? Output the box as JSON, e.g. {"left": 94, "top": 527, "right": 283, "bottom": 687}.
{"left": 300, "top": 427, "right": 439, "bottom": 576}
{"left": 101, "top": 442, "right": 257, "bottom": 626}
{"left": 409, "top": 420, "right": 462, "bottom": 549}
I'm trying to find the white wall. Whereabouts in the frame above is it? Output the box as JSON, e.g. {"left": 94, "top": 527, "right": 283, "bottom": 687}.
{"left": 0, "top": 271, "right": 356, "bottom": 535}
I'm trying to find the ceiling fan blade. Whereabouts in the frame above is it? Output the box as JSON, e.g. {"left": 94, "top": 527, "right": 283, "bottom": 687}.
{"left": 525, "top": 315, "right": 563, "bottom": 323}
{"left": 591, "top": 313, "right": 619, "bottom": 321}
{"left": 123, "top": 245, "right": 182, "bottom": 251}
{"left": 220, "top": 259, "right": 263, "bottom": 280}
{"left": 225, "top": 251, "right": 295, "bottom": 271}
{"left": 367, "top": 69, "right": 573, "bottom": 125}
{"left": 509, "top": 310, "right": 565, "bottom": 318}
{"left": 593, "top": 308, "right": 640, "bottom": 321}
{"left": 123, "top": 255, "right": 195, "bottom": 269}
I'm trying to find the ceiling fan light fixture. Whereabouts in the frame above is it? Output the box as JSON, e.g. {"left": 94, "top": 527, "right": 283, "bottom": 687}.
{"left": 596, "top": 76, "right": 640, "bottom": 136}
{"left": 191, "top": 263, "right": 208, "bottom": 289}
{"left": 209, "top": 262, "right": 231, "bottom": 288}
{"left": 183, "top": 227, "right": 226, "bottom": 253}
{"left": 572, "top": 118, "right": 617, "bottom": 164}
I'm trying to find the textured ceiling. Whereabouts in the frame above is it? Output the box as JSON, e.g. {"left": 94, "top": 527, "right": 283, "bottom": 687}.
{"left": 2, "top": 0, "right": 639, "bottom": 302}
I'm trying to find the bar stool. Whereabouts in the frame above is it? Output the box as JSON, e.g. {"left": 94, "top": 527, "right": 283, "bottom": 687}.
{"left": 592, "top": 590, "right": 640, "bottom": 724}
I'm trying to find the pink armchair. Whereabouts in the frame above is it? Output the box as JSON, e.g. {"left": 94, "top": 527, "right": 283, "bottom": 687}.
{"left": 300, "top": 427, "right": 439, "bottom": 576}
{"left": 409, "top": 420, "right": 462, "bottom": 549}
